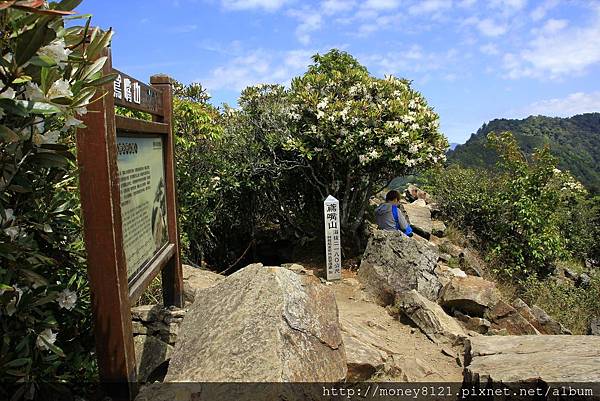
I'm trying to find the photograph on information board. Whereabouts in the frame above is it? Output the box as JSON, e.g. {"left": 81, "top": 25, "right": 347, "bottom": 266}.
{"left": 116, "top": 135, "right": 169, "bottom": 280}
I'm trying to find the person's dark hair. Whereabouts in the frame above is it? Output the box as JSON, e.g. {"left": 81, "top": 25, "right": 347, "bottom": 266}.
{"left": 385, "top": 190, "right": 400, "bottom": 202}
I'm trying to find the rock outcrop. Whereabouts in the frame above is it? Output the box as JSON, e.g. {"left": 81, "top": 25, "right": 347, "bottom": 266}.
{"left": 485, "top": 300, "right": 540, "bottom": 335}
{"left": 465, "top": 335, "right": 600, "bottom": 383}
{"left": 166, "top": 263, "right": 347, "bottom": 382}
{"left": 397, "top": 290, "right": 466, "bottom": 344}
{"left": 403, "top": 200, "right": 432, "bottom": 239}
{"left": 358, "top": 230, "right": 441, "bottom": 305}
{"left": 438, "top": 275, "right": 500, "bottom": 317}
{"left": 182, "top": 264, "right": 224, "bottom": 304}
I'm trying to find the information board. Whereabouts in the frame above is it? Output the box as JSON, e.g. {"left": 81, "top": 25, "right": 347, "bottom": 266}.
{"left": 324, "top": 195, "right": 341, "bottom": 280}
{"left": 116, "top": 135, "right": 169, "bottom": 281}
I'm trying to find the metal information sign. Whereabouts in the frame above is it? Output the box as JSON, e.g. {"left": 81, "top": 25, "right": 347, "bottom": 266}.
{"left": 324, "top": 195, "right": 341, "bottom": 280}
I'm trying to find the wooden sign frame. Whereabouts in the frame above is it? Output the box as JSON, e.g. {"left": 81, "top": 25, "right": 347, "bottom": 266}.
{"left": 76, "top": 47, "right": 183, "bottom": 399}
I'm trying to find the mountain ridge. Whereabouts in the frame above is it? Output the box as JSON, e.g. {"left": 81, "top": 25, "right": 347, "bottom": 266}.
{"left": 447, "top": 113, "right": 600, "bottom": 192}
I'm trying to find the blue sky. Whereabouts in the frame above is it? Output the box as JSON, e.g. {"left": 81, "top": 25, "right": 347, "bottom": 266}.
{"left": 78, "top": 0, "right": 600, "bottom": 143}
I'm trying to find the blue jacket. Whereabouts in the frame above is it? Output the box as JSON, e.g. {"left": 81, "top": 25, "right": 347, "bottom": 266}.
{"left": 375, "top": 202, "right": 413, "bottom": 235}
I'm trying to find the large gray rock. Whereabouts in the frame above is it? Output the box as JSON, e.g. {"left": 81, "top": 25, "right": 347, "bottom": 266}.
{"left": 438, "top": 275, "right": 500, "bottom": 317}
{"left": 134, "top": 335, "right": 173, "bottom": 382}
{"left": 358, "top": 230, "right": 441, "bottom": 305}
{"left": 166, "top": 263, "right": 346, "bottom": 383}
{"left": 397, "top": 290, "right": 466, "bottom": 344}
{"left": 182, "top": 264, "right": 224, "bottom": 303}
{"left": 465, "top": 335, "right": 600, "bottom": 383}
{"left": 403, "top": 200, "right": 432, "bottom": 239}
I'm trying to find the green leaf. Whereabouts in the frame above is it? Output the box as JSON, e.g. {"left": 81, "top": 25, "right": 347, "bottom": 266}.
{"left": 40, "top": 337, "right": 65, "bottom": 358}
{"left": 12, "top": 75, "right": 32, "bottom": 84}
{"left": 29, "top": 153, "right": 69, "bottom": 168}
{"left": 86, "top": 72, "right": 117, "bottom": 87}
{"left": 14, "top": 100, "right": 62, "bottom": 115}
{"left": 29, "top": 55, "right": 57, "bottom": 67}
{"left": 0, "top": 98, "right": 28, "bottom": 117}
{"left": 15, "top": 19, "right": 52, "bottom": 67}
{"left": 3, "top": 358, "right": 31, "bottom": 368}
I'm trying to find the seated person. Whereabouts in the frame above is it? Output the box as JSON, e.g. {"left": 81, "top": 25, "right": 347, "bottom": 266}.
{"left": 375, "top": 190, "right": 413, "bottom": 236}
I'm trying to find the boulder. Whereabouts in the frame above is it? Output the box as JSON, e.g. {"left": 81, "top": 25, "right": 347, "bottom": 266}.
{"left": 589, "top": 317, "right": 600, "bottom": 336}
{"left": 454, "top": 311, "right": 491, "bottom": 334}
{"left": 458, "top": 249, "right": 484, "bottom": 277}
{"left": 438, "top": 275, "right": 500, "bottom": 317}
{"left": 464, "top": 335, "right": 600, "bottom": 384}
{"left": 485, "top": 300, "right": 539, "bottom": 335}
{"left": 405, "top": 184, "right": 431, "bottom": 203}
{"left": 358, "top": 230, "right": 441, "bottom": 305}
{"left": 434, "top": 263, "right": 467, "bottom": 287}
{"left": 530, "top": 305, "right": 572, "bottom": 335}
{"left": 403, "top": 201, "right": 432, "bottom": 239}
{"left": 134, "top": 335, "right": 173, "bottom": 382}
{"left": 397, "top": 290, "right": 466, "bottom": 344}
{"left": 342, "top": 333, "right": 386, "bottom": 381}
{"left": 431, "top": 220, "right": 447, "bottom": 237}
{"left": 166, "top": 263, "right": 347, "bottom": 382}
{"left": 182, "top": 264, "right": 224, "bottom": 304}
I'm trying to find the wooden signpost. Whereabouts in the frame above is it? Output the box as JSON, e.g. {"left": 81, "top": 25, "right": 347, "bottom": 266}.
{"left": 76, "top": 47, "right": 183, "bottom": 399}
{"left": 324, "top": 195, "right": 341, "bottom": 280}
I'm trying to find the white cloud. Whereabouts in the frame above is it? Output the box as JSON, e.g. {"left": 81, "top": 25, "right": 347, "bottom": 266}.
{"left": 489, "top": 0, "right": 527, "bottom": 11}
{"left": 540, "top": 18, "right": 568, "bottom": 34}
{"left": 288, "top": 8, "right": 322, "bottom": 45}
{"left": 169, "top": 24, "right": 198, "bottom": 33}
{"left": 220, "top": 0, "right": 289, "bottom": 11}
{"left": 361, "top": 0, "right": 400, "bottom": 11}
{"left": 504, "top": 10, "right": 600, "bottom": 79}
{"left": 476, "top": 18, "right": 508, "bottom": 36}
{"left": 201, "top": 48, "right": 315, "bottom": 92}
{"left": 366, "top": 46, "right": 460, "bottom": 77}
{"left": 530, "top": 0, "right": 559, "bottom": 22}
{"left": 408, "top": 0, "right": 452, "bottom": 16}
{"left": 458, "top": 0, "right": 476, "bottom": 8}
{"left": 322, "top": 0, "right": 356, "bottom": 15}
{"left": 520, "top": 92, "right": 600, "bottom": 117}
{"left": 480, "top": 43, "right": 499, "bottom": 55}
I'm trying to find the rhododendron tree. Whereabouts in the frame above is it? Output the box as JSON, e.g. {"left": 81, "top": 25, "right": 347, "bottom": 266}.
{"left": 286, "top": 50, "right": 447, "bottom": 244}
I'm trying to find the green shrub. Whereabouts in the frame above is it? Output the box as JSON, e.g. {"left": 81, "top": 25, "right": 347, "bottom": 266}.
{"left": 522, "top": 273, "right": 600, "bottom": 334}
{"left": 424, "top": 131, "right": 597, "bottom": 279}
{"left": 0, "top": 3, "right": 112, "bottom": 398}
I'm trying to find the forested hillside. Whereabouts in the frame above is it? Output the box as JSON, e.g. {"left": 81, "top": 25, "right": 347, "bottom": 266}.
{"left": 448, "top": 113, "right": 600, "bottom": 192}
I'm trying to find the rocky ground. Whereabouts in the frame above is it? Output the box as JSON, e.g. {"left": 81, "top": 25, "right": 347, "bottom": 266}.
{"left": 132, "top": 184, "right": 600, "bottom": 400}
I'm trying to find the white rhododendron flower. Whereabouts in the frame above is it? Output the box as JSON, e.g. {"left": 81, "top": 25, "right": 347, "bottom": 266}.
{"left": 38, "top": 38, "right": 72, "bottom": 67}
{"left": 40, "top": 131, "right": 60, "bottom": 144}
{"left": 4, "top": 226, "right": 21, "bottom": 241}
{"left": 36, "top": 328, "right": 58, "bottom": 351}
{"left": 2, "top": 208, "right": 14, "bottom": 223}
{"left": 25, "top": 82, "right": 45, "bottom": 101}
{"left": 47, "top": 79, "right": 73, "bottom": 99}
{"left": 0, "top": 87, "right": 15, "bottom": 99}
{"left": 57, "top": 289, "right": 77, "bottom": 310}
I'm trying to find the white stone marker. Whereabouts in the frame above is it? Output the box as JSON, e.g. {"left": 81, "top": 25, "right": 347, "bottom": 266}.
{"left": 324, "top": 195, "right": 341, "bottom": 281}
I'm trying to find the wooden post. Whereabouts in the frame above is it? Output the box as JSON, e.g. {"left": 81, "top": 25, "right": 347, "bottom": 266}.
{"left": 150, "top": 75, "right": 184, "bottom": 308}
{"left": 76, "top": 48, "right": 138, "bottom": 399}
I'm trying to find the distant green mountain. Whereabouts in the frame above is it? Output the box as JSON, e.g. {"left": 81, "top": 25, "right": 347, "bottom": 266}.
{"left": 447, "top": 113, "right": 600, "bottom": 193}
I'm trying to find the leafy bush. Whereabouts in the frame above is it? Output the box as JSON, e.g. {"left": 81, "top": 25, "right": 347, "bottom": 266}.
{"left": 424, "top": 131, "right": 597, "bottom": 278}
{"left": 522, "top": 272, "right": 600, "bottom": 334}
{"left": 0, "top": 2, "right": 112, "bottom": 398}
